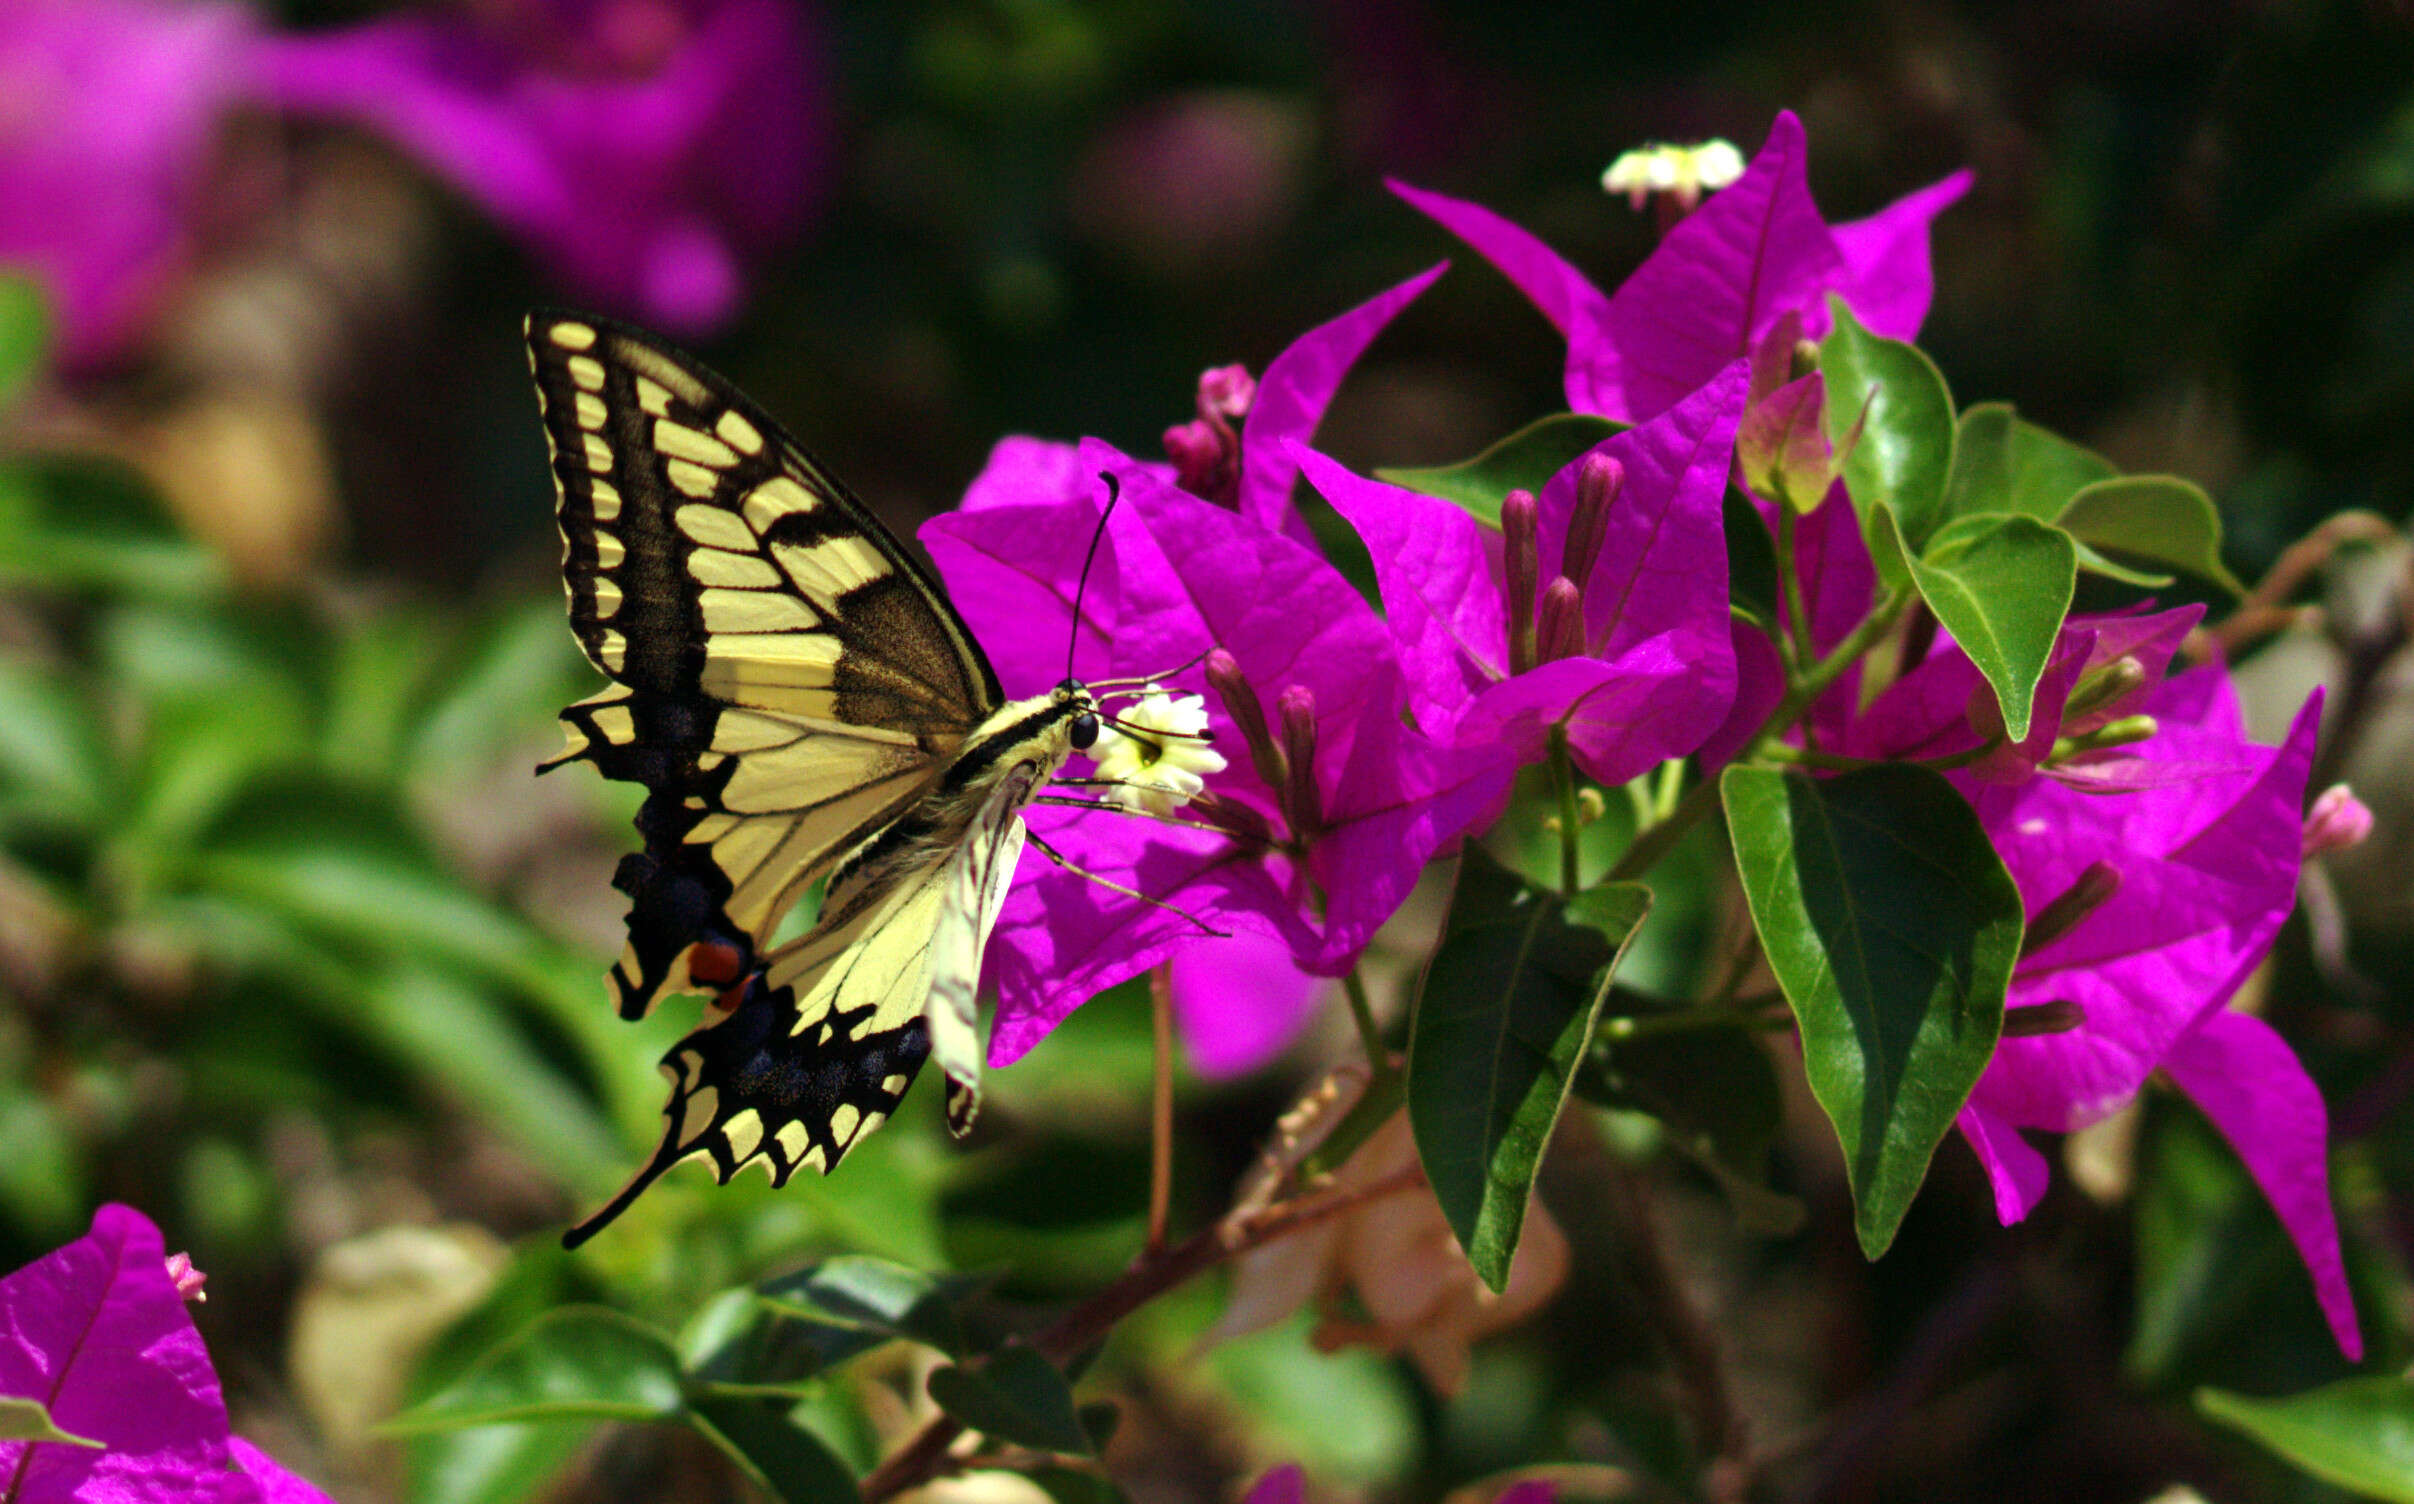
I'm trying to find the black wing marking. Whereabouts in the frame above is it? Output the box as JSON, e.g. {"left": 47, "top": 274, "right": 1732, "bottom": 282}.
{"left": 526, "top": 310, "right": 1005, "bottom": 1021}
{"left": 561, "top": 968, "right": 932, "bottom": 1249}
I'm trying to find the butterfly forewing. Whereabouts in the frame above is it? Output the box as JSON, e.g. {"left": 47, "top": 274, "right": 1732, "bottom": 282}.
{"left": 526, "top": 312, "right": 1005, "bottom": 1021}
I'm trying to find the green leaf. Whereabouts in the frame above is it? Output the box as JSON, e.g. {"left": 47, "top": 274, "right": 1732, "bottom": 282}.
{"left": 385, "top": 1308, "right": 686, "bottom": 1432}
{"left": 2199, "top": 1380, "right": 2414, "bottom": 1502}
{"left": 2071, "top": 539, "right": 2175, "bottom": 589}
{"left": 2058, "top": 475, "right": 2246, "bottom": 594}
{"left": 406, "top": 1425, "right": 591, "bottom": 1504}
{"left": 1943, "top": 403, "right": 2116, "bottom": 522}
{"left": 1722, "top": 484, "right": 1780, "bottom": 627}
{"left": 1722, "top": 765, "right": 2021, "bottom": 1257}
{"left": 0, "top": 457, "right": 222, "bottom": 601}
{"left": 925, "top": 1346, "right": 1092, "bottom": 1456}
{"left": 687, "top": 1397, "right": 863, "bottom": 1504}
{"left": 1904, "top": 513, "right": 2077, "bottom": 741}
{"left": 1819, "top": 300, "right": 1957, "bottom": 551}
{"left": 1375, "top": 413, "right": 1624, "bottom": 525}
{"left": 0, "top": 1396, "right": 99, "bottom": 1447}
{"left": 1408, "top": 848, "right": 1652, "bottom": 1290}
{"left": 753, "top": 1257, "right": 983, "bottom": 1358}
{"left": 0, "top": 277, "right": 49, "bottom": 411}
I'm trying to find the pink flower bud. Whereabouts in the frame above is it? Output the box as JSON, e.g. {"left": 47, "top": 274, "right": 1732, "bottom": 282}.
{"left": 2021, "top": 860, "right": 2120, "bottom": 959}
{"left": 1535, "top": 577, "right": 1585, "bottom": 663}
{"left": 1562, "top": 454, "right": 1621, "bottom": 592}
{"left": 2303, "top": 784, "right": 2374, "bottom": 856}
{"left": 1207, "top": 649, "right": 1286, "bottom": 796}
{"left": 1503, "top": 488, "right": 1539, "bottom": 674}
{"left": 1277, "top": 683, "right": 1322, "bottom": 838}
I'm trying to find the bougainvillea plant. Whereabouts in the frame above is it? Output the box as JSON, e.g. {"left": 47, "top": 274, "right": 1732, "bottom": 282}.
{"left": 23, "top": 111, "right": 2373, "bottom": 1503}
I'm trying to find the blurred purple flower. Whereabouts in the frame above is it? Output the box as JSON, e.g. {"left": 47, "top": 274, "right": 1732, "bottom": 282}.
{"left": 1070, "top": 90, "right": 1311, "bottom": 277}
{"left": 1391, "top": 110, "right": 1969, "bottom": 422}
{"left": 0, "top": 0, "right": 257, "bottom": 367}
{"left": 1296, "top": 361, "right": 1748, "bottom": 783}
{"left": 924, "top": 437, "right": 1508, "bottom": 1069}
{"left": 1953, "top": 680, "right": 2360, "bottom": 1359}
{"left": 0, "top": 1204, "right": 335, "bottom": 1503}
{"left": 254, "top": 0, "right": 828, "bottom": 333}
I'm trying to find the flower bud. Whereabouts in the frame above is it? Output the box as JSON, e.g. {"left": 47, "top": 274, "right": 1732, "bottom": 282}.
{"left": 2021, "top": 861, "right": 2119, "bottom": 958}
{"left": 2303, "top": 783, "right": 2374, "bottom": 857}
{"left": 2064, "top": 655, "right": 2148, "bottom": 724}
{"left": 1207, "top": 649, "right": 1286, "bottom": 795}
{"left": 1790, "top": 339, "right": 1819, "bottom": 382}
{"left": 164, "top": 1251, "right": 207, "bottom": 1303}
{"left": 1196, "top": 362, "right": 1257, "bottom": 423}
{"left": 1503, "top": 488, "right": 1539, "bottom": 674}
{"left": 1536, "top": 577, "right": 1585, "bottom": 663}
{"left": 1562, "top": 453, "right": 1622, "bottom": 592}
{"left": 1277, "top": 683, "right": 1323, "bottom": 837}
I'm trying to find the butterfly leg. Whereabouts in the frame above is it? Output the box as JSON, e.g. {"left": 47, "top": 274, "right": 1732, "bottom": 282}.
{"left": 1022, "top": 828, "right": 1229, "bottom": 937}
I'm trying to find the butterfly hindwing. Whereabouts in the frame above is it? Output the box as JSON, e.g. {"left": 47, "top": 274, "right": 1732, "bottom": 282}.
{"left": 558, "top": 969, "right": 933, "bottom": 1249}
{"left": 526, "top": 312, "right": 1006, "bottom": 1021}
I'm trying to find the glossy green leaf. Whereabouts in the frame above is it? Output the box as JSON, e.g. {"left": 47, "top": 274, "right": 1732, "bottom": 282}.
{"left": 925, "top": 1346, "right": 1092, "bottom": 1456}
{"left": 385, "top": 1307, "right": 686, "bottom": 1432}
{"left": 1376, "top": 412, "right": 1623, "bottom": 525}
{"left": 0, "top": 276, "right": 50, "bottom": 410}
{"left": 406, "top": 1425, "right": 591, "bottom": 1504}
{"left": 688, "top": 1397, "right": 863, "bottom": 1504}
{"left": 2071, "top": 539, "right": 2175, "bottom": 588}
{"left": 2199, "top": 1380, "right": 2414, "bottom": 1502}
{"left": 754, "top": 1257, "right": 983, "bottom": 1358}
{"left": 1722, "top": 484, "right": 1780, "bottom": 627}
{"left": 1943, "top": 402, "right": 2116, "bottom": 521}
{"left": 1819, "top": 299, "right": 1957, "bottom": 550}
{"left": 2058, "top": 475, "right": 2246, "bottom": 594}
{"left": 1722, "top": 765, "right": 2021, "bottom": 1257}
{"left": 0, "top": 1396, "right": 98, "bottom": 1448}
{"left": 1409, "top": 847, "right": 1652, "bottom": 1290}
{"left": 1904, "top": 513, "right": 2077, "bottom": 741}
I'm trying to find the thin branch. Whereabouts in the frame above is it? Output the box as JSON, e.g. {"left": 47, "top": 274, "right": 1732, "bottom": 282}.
{"left": 861, "top": 1164, "right": 1426, "bottom": 1501}
{"left": 1146, "top": 965, "right": 1175, "bottom": 1253}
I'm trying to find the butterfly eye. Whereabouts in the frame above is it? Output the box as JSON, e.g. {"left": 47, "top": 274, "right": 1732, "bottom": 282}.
{"left": 1070, "top": 711, "right": 1100, "bottom": 751}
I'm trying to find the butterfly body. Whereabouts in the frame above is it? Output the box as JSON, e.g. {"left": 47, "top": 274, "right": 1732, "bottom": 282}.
{"left": 524, "top": 310, "right": 1098, "bottom": 1247}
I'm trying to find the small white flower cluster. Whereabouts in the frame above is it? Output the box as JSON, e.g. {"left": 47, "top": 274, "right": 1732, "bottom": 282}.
{"left": 1089, "top": 685, "right": 1226, "bottom": 816}
{"left": 1602, "top": 139, "right": 1746, "bottom": 212}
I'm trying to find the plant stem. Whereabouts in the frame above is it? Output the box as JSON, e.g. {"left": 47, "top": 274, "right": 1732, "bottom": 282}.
{"left": 1550, "top": 726, "right": 1583, "bottom": 895}
{"left": 1608, "top": 584, "right": 1915, "bottom": 884}
{"left": 861, "top": 1163, "right": 1427, "bottom": 1501}
{"left": 1599, "top": 1005, "right": 1791, "bottom": 1041}
{"left": 1146, "top": 965, "right": 1175, "bottom": 1254}
{"left": 1777, "top": 503, "right": 1817, "bottom": 679}
{"left": 1342, "top": 967, "right": 1387, "bottom": 1082}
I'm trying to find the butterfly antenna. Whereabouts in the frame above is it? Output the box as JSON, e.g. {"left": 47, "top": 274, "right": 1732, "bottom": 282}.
{"left": 1065, "top": 471, "right": 1120, "bottom": 684}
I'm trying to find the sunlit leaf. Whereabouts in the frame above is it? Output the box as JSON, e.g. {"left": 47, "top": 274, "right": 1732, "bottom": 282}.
{"left": 386, "top": 1307, "right": 685, "bottom": 1432}
{"left": 2199, "top": 1380, "right": 2414, "bottom": 1503}
{"left": 1409, "top": 847, "right": 1651, "bottom": 1290}
{"left": 1376, "top": 413, "right": 1624, "bottom": 525}
{"left": 1905, "top": 513, "right": 2077, "bottom": 741}
{"left": 1819, "top": 299, "right": 1956, "bottom": 551}
{"left": 1723, "top": 764, "right": 2020, "bottom": 1257}
{"left": 2058, "top": 475, "right": 2246, "bottom": 594}
{"left": 1944, "top": 402, "right": 2115, "bottom": 521}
